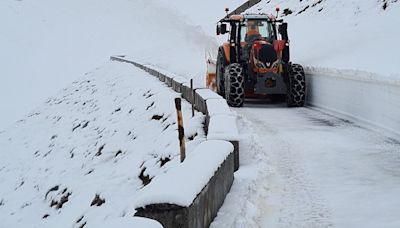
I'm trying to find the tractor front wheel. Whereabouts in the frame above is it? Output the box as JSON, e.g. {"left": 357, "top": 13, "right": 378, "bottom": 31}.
{"left": 224, "top": 63, "right": 245, "bottom": 107}
{"left": 286, "top": 63, "right": 306, "bottom": 107}
{"left": 216, "top": 49, "right": 226, "bottom": 97}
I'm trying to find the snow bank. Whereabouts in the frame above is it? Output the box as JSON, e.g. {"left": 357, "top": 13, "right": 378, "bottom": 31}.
{"left": 306, "top": 68, "right": 400, "bottom": 137}
{"left": 135, "top": 140, "right": 233, "bottom": 208}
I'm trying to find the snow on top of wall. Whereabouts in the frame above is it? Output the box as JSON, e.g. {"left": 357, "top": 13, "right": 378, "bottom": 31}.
{"left": 208, "top": 115, "right": 240, "bottom": 141}
{"left": 206, "top": 99, "right": 232, "bottom": 117}
{"left": 135, "top": 140, "right": 233, "bottom": 208}
{"left": 88, "top": 217, "right": 163, "bottom": 228}
{"left": 0, "top": 61, "right": 205, "bottom": 227}
{"left": 196, "top": 89, "right": 224, "bottom": 100}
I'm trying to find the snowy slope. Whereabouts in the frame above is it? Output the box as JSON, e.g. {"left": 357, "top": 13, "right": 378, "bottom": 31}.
{"left": 0, "top": 0, "right": 221, "bottom": 129}
{"left": 0, "top": 61, "right": 206, "bottom": 227}
{"left": 154, "top": 0, "right": 244, "bottom": 37}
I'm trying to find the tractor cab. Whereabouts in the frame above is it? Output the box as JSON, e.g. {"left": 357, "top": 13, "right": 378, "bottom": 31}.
{"left": 216, "top": 14, "right": 290, "bottom": 65}
{"left": 242, "top": 19, "right": 274, "bottom": 45}
{"left": 240, "top": 19, "right": 276, "bottom": 66}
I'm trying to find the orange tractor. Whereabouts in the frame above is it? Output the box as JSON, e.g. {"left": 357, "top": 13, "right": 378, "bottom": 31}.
{"left": 207, "top": 12, "right": 306, "bottom": 107}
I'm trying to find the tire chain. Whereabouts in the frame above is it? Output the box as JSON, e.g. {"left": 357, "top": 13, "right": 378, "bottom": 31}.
{"left": 288, "top": 64, "right": 306, "bottom": 107}
{"left": 225, "top": 63, "right": 245, "bottom": 107}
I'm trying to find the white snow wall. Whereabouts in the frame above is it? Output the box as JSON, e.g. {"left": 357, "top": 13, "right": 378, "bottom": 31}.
{"left": 306, "top": 68, "right": 400, "bottom": 137}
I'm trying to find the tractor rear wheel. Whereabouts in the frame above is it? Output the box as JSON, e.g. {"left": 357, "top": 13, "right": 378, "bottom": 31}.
{"left": 224, "top": 63, "right": 245, "bottom": 107}
{"left": 216, "top": 49, "right": 226, "bottom": 97}
{"left": 286, "top": 63, "right": 306, "bottom": 107}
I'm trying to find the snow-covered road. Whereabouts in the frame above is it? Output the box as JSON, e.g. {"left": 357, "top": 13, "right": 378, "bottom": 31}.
{"left": 215, "top": 102, "right": 400, "bottom": 228}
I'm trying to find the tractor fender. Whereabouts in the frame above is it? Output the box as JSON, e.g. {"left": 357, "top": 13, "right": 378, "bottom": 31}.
{"left": 206, "top": 59, "right": 217, "bottom": 91}
{"left": 221, "top": 42, "right": 230, "bottom": 64}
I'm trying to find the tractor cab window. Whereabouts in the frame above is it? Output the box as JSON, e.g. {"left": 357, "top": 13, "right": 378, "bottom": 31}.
{"left": 241, "top": 20, "right": 274, "bottom": 44}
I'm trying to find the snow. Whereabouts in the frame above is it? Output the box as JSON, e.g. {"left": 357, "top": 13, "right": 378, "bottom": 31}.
{"left": 172, "top": 76, "right": 189, "bottom": 84}
{"left": 195, "top": 89, "right": 224, "bottom": 100}
{"left": 135, "top": 140, "right": 233, "bottom": 208}
{"left": 210, "top": 114, "right": 268, "bottom": 228}
{"left": 154, "top": 0, "right": 244, "bottom": 37}
{"left": 88, "top": 217, "right": 163, "bottom": 228}
{"left": 0, "top": 0, "right": 226, "bottom": 129}
{"left": 305, "top": 66, "right": 400, "bottom": 86}
{"left": 214, "top": 104, "right": 400, "bottom": 228}
{"left": 206, "top": 99, "right": 232, "bottom": 117}
{"left": 0, "top": 61, "right": 206, "bottom": 227}
{"left": 207, "top": 115, "right": 240, "bottom": 141}
{"left": 306, "top": 68, "right": 400, "bottom": 137}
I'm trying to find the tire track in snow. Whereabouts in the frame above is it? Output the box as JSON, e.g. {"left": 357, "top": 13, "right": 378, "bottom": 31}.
{"left": 239, "top": 107, "right": 333, "bottom": 228}
{"left": 231, "top": 101, "right": 400, "bottom": 228}
{"left": 210, "top": 113, "right": 272, "bottom": 228}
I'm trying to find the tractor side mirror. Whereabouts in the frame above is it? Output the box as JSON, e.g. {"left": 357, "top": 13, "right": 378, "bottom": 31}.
{"left": 217, "top": 24, "right": 228, "bottom": 35}
{"left": 220, "top": 24, "right": 227, "bottom": 35}
{"left": 278, "top": 23, "right": 288, "bottom": 40}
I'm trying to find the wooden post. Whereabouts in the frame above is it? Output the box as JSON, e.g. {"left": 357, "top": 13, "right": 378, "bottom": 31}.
{"left": 190, "top": 79, "right": 195, "bottom": 117}
{"left": 174, "top": 98, "right": 186, "bottom": 162}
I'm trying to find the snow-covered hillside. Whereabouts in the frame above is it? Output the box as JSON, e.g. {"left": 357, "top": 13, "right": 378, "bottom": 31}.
{"left": 0, "top": 0, "right": 227, "bottom": 129}
{"left": 0, "top": 61, "right": 205, "bottom": 227}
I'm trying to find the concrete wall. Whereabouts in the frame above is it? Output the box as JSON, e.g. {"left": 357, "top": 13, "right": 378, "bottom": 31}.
{"left": 135, "top": 152, "right": 234, "bottom": 228}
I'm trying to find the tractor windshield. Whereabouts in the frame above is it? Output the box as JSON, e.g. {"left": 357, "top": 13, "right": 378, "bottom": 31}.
{"left": 241, "top": 20, "right": 274, "bottom": 43}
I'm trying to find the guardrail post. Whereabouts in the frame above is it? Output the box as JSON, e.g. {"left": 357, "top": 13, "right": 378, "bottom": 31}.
{"left": 175, "top": 98, "right": 186, "bottom": 162}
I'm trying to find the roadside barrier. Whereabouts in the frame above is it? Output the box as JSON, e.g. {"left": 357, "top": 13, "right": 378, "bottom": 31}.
{"left": 110, "top": 56, "right": 240, "bottom": 228}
